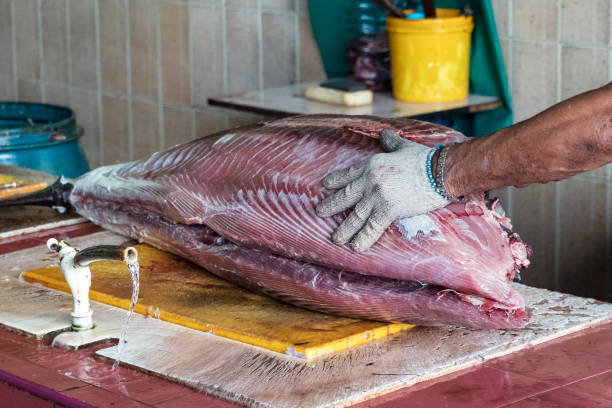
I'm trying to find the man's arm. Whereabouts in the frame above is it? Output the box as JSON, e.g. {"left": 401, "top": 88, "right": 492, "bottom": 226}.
{"left": 443, "top": 82, "right": 612, "bottom": 196}
{"left": 316, "top": 83, "right": 612, "bottom": 252}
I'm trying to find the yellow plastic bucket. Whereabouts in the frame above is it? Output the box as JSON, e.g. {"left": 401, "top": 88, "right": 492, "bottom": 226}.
{"left": 386, "top": 9, "right": 474, "bottom": 102}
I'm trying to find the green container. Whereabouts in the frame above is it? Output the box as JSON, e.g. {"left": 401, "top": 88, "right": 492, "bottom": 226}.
{"left": 0, "top": 102, "right": 90, "bottom": 178}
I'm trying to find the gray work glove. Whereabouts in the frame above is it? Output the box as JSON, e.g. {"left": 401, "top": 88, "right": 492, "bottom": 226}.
{"left": 316, "top": 128, "right": 450, "bottom": 252}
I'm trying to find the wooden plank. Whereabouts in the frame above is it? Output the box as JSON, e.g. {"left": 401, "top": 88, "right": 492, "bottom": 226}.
{"left": 0, "top": 209, "right": 86, "bottom": 239}
{"left": 0, "top": 277, "right": 71, "bottom": 339}
{"left": 22, "top": 244, "right": 413, "bottom": 359}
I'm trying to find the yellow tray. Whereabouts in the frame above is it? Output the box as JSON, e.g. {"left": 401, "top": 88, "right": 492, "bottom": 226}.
{"left": 23, "top": 244, "right": 413, "bottom": 359}
{"left": 0, "top": 174, "right": 48, "bottom": 200}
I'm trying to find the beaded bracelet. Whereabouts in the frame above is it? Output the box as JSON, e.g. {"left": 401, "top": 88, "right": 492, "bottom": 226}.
{"left": 426, "top": 143, "right": 464, "bottom": 202}
{"left": 426, "top": 144, "right": 445, "bottom": 199}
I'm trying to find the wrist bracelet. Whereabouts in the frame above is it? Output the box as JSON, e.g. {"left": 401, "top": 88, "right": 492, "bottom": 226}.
{"left": 434, "top": 144, "right": 464, "bottom": 202}
{"left": 426, "top": 144, "right": 446, "bottom": 199}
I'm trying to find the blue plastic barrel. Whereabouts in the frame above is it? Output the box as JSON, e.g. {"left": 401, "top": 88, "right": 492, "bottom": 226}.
{"left": 0, "top": 102, "right": 90, "bottom": 178}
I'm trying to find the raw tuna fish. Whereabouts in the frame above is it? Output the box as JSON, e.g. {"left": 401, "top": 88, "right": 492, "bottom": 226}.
{"left": 69, "top": 115, "right": 531, "bottom": 328}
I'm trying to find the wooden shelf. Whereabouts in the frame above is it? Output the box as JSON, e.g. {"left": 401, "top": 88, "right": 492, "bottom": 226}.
{"left": 208, "top": 81, "right": 502, "bottom": 119}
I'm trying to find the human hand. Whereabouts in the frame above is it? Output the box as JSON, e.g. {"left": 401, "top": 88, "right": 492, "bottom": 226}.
{"left": 316, "top": 128, "right": 450, "bottom": 252}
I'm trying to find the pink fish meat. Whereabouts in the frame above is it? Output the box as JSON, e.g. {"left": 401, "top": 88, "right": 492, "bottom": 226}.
{"left": 69, "top": 115, "right": 531, "bottom": 329}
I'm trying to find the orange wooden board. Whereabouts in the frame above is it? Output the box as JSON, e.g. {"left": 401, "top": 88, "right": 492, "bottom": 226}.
{"left": 23, "top": 244, "right": 413, "bottom": 359}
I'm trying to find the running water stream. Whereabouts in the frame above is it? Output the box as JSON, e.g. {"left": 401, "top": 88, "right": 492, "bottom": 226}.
{"left": 113, "top": 261, "right": 140, "bottom": 370}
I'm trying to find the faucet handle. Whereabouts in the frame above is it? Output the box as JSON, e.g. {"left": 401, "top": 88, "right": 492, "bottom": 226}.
{"left": 47, "top": 238, "right": 62, "bottom": 252}
{"left": 47, "top": 238, "right": 78, "bottom": 254}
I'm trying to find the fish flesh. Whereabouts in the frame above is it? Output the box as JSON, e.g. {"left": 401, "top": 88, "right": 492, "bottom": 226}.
{"left": 67, "top": 115, "right": 530, "bottom": 328}
{"left": 68, "top": 116, "right": 530, "bottom": 328}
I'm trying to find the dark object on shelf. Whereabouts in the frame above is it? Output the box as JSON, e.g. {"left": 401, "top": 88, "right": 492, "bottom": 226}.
{"left": 461, "top": 5, "right": 474, "bottom": 16}
{"left": 422, "top": 0, "right": 436, "bottom": 18}
{"left": 347, "top": 32, "right": 391, "bottom": 92}
{"left": 320, "top": 78, "right": 368, "bottom": 92}
{"left": 370, "top": 0, "right": 405, "bottom": 18}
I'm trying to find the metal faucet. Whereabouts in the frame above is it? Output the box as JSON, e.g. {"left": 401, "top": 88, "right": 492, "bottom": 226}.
{"left": 46, "top": 238, "right": 138, "bottom": 331}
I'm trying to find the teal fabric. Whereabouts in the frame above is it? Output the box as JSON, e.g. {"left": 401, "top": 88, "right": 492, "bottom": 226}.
{"left": 308, "top": 1, "right": 349, "bottom": 78}
{"left": 308, "top": 0, "right": 512, "bottom": 136}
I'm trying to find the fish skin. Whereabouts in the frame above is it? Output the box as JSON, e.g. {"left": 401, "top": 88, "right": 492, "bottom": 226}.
{"left": 70, "top": 115, "right": 531, "bottom": 327}
{"left": 70, "top": 204, "right": 529, "bottom": 329}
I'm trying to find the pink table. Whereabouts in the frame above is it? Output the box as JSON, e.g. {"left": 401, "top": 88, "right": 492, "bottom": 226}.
{"left": 1, "top": 224, "right": 611, "bottom": 407}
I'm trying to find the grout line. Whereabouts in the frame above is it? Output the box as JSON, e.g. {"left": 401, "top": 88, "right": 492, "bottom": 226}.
{"left": 505, "top": 0, "right": 514, "bottom": 223}
{"left": 575, "top": 174, "right": 612, "bottom": 185}
{"left": 554, "top": 181, "right": 562, "bottom": 291}
{"left": 156, "top": 2, "right": 165, "bottom": 149}
{"left": 294, "top": 0, "right": 300, "bottom": 84}
{"left": 10, "top": 0, "right": 18, "bottom": 97}
{"left": 507, "top": 40, "right": 513, "bottom": 93}
{"left": 507, "top": 0, "right": 513, "bottom": 37}
{"left": 556, "top": 0, "right": 562, "bottom": 104}
{"left": 125, "top": 0, "right": 133, "bottom": 161}
{"left": 221, "top": 0, "right": 228, "bottom": 96}
{"left": 5, "top": 74, "right": 227, "bottom": 115}
{"left": 94, "top": 0, "right": 104, "bottom": 167}
{"left": 562, "top": 367, "right": 612, "bottom": 387}
{"left": 188, "top": 0, "right": 197, "bottom": 140}
{"left": 606, "top": 0, "right": 612, "bottom": 303}
{"left": 497, "top": 37, "right": 612, "bottom": 51}
{"left": 5, "top": 76, "right": 207, "bottom": 111}
{"left": 607, "top": 177, "right": 612, "bottom": 301}
{"left": 188, "top": 0, "right": 196, "bottom": 140}
{"left": 507, "top": 0, "right": 513, "bottom": 109}
{"left": 610, "top": 0, "right": 612, "bottom": 48}
{"left": 479, "top": 367, "right": 612, "bottom": 408}
{"left": 553, "top": 0, "right": 563, "bottom": 292}
{"left": 65, "top": 0, "right": 72, "bottom": 86}
{"left": 506, "top": 188, "right": 513, "bottom": 219}
{"left": 227, "top": 5, "right": 294, "bottom": 15}
{"left": 505, "top": 0, "right": 514, "bottom": 217}
{"left": 37, "top": 0, "right": 45, "bottom": 102}
{"left": 609, "top": 47, "right": 612, "bottom": 83}
{"left": 500, "top": 385, "right": 563, "bottom": 407}
{"left": 609, "top": 0, "right": 612, "bottom": 84}
{"left": 221, "top": 0, "right": 229, "bottom": 128}
{"left": 257, "top": 0, "right": 264, "bottom": 91}
{"left": 191, "top": 108, "right": 196, "bottom": 140}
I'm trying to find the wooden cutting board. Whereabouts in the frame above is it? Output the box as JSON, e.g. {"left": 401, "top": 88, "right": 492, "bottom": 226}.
{"left": 22, "top": 244, "right": 413, "bottom": 359}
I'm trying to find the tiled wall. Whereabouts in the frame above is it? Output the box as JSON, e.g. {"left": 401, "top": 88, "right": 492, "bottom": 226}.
{"left": 0, "top": 0, "right": 325, "bottom": 168}
{"left": 492, "top": 0, "right": 612, "bottom": 300}
{"left": 1, "top": 0, "right": 611, "bottom": 300}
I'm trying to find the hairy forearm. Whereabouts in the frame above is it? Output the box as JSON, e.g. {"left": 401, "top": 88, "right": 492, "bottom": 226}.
{"left": 443, "top": 82, "right": 612, "bottom": 196}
